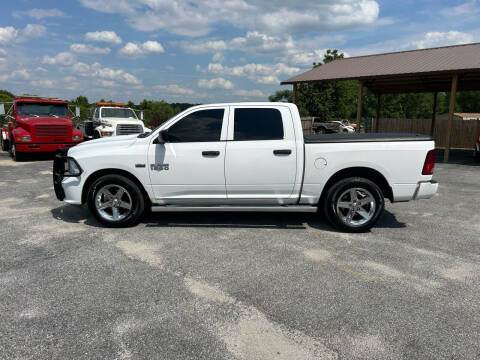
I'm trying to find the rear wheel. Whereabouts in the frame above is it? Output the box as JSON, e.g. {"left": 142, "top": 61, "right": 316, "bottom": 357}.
{"left": 88, "top": 174, "right": 145, "bottom": 227}
{"left": 323, "top": 177, "right": 384, "bottom": 232}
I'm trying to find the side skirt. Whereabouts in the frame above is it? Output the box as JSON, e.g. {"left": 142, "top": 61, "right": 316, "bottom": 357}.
{"left": 150, "top": 205, "right": 318, "bottom": 213}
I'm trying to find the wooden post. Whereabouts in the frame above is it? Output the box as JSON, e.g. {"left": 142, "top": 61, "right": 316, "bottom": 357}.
{"left": 444, "top": 75, "right": 458, "bottom": 163}
{"left": 375, "top": 93, "right": 381, "bottom": 133}
{"left": 356, "top": 80, "right": 363, "bottom": 133}
{"left": 292, "top": 84, "right": 297, "bottom": 104}
{"left": 430, "top": 91, "right": 438, "bottom": 136}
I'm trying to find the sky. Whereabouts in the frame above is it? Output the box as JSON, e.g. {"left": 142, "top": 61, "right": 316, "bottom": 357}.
{"left": 0, "top": 0, "right": 479, "bottom": 104}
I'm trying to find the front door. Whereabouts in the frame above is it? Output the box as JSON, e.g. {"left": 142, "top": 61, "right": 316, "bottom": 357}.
{"left": 225, "top": 106, "right": 298, "bottom": 204}
{"left": 148, "top": 107, "right": 228, "bottom": 204}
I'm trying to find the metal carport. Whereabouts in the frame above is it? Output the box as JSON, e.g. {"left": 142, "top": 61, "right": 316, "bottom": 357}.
{"left": 281, "top": 43, "right": 480, "bottom": 162}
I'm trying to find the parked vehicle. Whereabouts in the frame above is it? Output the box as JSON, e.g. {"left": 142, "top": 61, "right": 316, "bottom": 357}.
{"left": 312, "top": 118, "right": 338, "bottom": 133}
{"left": 0, "top": 96, "right": 83, "bottom": 161}
{"left": 475, "top": 135, "right": 480, "bottom": 162}
{"left": 53, "top": 103, "right": 438, "bottom": 232}
{"left": 78, "top": 102, "right": 149, "bottom": 139}
{"left": 331, "top": 121, "right": 355, "bottom": 133}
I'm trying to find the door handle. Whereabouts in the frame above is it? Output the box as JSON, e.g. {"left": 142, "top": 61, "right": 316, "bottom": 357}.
{"left": 273, "top": 149, "right": 292, "bottom": 155}
{"left": 202, "top": 151, "right": 220, "bottom": 157}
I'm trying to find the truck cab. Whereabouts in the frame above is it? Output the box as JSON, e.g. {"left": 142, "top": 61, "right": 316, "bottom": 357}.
{"left": 81, "top": 102, "right": 150, "bottom": 139}
{"left": 0, "top": 96, "right": 83, "bottom": 161}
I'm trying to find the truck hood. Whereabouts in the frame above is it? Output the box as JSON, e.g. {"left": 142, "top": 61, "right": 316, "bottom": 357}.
{"left": 17, "top": 117, "right": 71, "bottom": 131}
{"left": 68, "top": 134, "right": 138, "bottom": 157}
{"left": 103, "top": 118, "right": 144, "bottom": 125}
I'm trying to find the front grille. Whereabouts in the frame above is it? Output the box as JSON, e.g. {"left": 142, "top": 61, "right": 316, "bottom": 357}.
{"left": 116, "top": 124, "right": 143, "bottom": 135}
{"left": 36, "top": 125, "right": 69, "bottom": 137}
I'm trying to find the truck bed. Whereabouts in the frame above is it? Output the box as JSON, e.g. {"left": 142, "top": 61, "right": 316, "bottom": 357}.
{"left": 304, "top": 133, "right": 433, "bottom": 143}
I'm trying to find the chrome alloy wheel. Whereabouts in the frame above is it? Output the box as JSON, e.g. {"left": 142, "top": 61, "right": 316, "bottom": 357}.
{"left": 95, "top": 184, "right": 132, "bottom": 221}
{"left": 336, "top": 187, "right": 376, "bottom": 227}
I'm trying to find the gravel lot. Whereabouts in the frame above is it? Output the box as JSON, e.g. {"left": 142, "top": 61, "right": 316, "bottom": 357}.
{"left": 0, "top": 150, "right": 479, "bottom": 360}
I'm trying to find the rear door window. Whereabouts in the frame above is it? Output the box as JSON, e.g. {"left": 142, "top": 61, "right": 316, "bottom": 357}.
{"left": 233, "top": 108, "right": 284, "bottom": 141}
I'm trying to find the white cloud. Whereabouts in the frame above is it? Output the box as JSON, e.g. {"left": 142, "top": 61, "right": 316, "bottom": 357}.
{"left": 90, "top": 63, "right": 141, "bottom": 84}
{"left": 0, "top": 24, "right": 46, "bottom": 44}
{"left": 212, "top": 52, "right": 225, "bottom": 63}
{"left": 42, "top": 52, "right": 77, "bottom": 66}
{"left": 70, "top": 44, "right": 111, "bottom": 54}
{"left": 85, "top": 30, "right": 122, "bottom": 44}
{"left": 256, "top": 76, "right": 280, "bottom": 85}
{"left": 411, "top": 31, "right": 475, "bottom": 49}
{"left": 118, "top": 40, "right": 164, "bottom": 57}
{"left": 72, "top": 62, "right": 91, "bottom": 75}
{"left": 79, "top": 0, "right": 380, "bottom": 37}
{"left": 30, "top": 79, "right": 55, "bottom": 88}
{"left": 179, "top": 31, "right": 334, "bottom": 67}
{"left": 96, "top": 79, "right": 116, "bottom": 87}
{"left": 15, "top": 8, "right": 66, "bottom": 19}
{"left": 198, "top": 62, "right": 299, "bottom": 83}
{"left": 234, "top": 89, "right": 266, "bottom": 98}
{"left": 198, "top": 78, "right": 234, "bottom": 89}
{"left": 154, "top": 84, "right": 194, "bottom": 95}
{"left": 0, "top": 69, "right": 31, "bottom": 81}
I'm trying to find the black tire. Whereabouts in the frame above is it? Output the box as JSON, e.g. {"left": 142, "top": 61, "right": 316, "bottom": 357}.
{"left": 87, "top": 174, "right": 145, "bottom": 227}
{"left": 318, "top": 127, "right": 326, "bottom": 134}
{"left": 93, "top": 131, "right": 100, "bottom": 139}
{"left": 323, "top": 177, "right": 384, "bottom": 233}
{"left": 475, "top": 149, "right": 480, "bottom": 162}
{"left": 1, "top": 137, "right": 8, "bottom": 152}
{"left": 9, "top": 140, "right": 23, "bottom": 161}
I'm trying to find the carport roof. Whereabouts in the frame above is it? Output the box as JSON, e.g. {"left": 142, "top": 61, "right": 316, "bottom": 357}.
{"left": 281, "top": 42, "right": 480, "bottom": 93}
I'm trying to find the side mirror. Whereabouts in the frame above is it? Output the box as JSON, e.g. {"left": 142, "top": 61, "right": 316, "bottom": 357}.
{"left": 75, "top": 106, "right": 80, "bottom": 117}
{"left": 157, "top": 130, "right": 169, "bottom": 144}
{"left": 0, "top": 104, "right": 5, "bottom": 115}
{"left": 140, "top": 111, "right": 144, "bottom": 120}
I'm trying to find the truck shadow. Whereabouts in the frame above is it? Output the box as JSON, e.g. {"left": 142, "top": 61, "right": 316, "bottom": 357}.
{"left": 51, "top": 205, "right": 406, "bottom": 232}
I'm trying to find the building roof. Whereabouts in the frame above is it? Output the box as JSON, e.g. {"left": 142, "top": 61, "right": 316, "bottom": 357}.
{"left": 282, "top": 43, "right": 480, "bottom": 93}
{"left": 454, "top": 113, "right": 480, "bottom": 119}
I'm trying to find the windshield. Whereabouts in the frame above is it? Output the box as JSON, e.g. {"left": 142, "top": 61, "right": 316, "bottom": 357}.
{"left": 17, "top": 103, "right": 68, "bottom": 117}
{"left": 101, "top": 108, "right": 137, "bottom": 119}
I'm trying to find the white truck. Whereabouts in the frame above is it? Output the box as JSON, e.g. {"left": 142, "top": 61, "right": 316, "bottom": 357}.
{"left": 78, "top": 102, "right": 150, "bottom": 139}
{"left": 53, "top": 103, "right": 438, "bottom": 232}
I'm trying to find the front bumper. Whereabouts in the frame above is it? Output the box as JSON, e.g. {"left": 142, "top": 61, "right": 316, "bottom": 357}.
{"left": 414, "top": 180, "right": 438, "bottom": 200}
{"left": 53, "top": 149, "right": 85, "bottom": 204}
{"left": 17, "top": 142, "right": 80, "bottom": 152}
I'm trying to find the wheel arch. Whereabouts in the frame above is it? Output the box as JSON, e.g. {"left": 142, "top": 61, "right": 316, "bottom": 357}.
{"left": 81, "top": 168, "right": 151, "bottom": 206}
{"left": 320, "top": 166, "right": 393, "bottom": 205}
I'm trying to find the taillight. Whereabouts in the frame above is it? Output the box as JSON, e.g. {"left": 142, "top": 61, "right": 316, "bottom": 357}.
{"left": 422, "top": 150, "right": 435, "bottom": 175}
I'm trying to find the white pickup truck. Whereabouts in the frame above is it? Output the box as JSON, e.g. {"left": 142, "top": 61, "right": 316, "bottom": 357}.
{"left": 78, "top": 103, "right": 150, "bottom": 139}
{"left": 53, "top": 102, "right": 438, "bottom": 232}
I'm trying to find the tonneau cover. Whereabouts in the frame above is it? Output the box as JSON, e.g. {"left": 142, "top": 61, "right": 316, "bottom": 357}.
{"left": 304, "top": 133, "right": 433, "bottom": 143}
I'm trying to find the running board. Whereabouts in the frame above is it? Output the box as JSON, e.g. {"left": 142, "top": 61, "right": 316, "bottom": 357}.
{"left": 150, "top": 205, "right": 318, "bottom": 213}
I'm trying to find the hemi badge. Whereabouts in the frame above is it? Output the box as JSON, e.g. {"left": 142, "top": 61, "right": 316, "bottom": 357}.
{"left": 135, "top": 164, "right": 146, "bottom": 168}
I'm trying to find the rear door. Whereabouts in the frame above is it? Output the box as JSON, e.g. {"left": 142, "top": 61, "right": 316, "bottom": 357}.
{"left": 148, "top": 107, "right": 228, "bottom": 204}
{"left": 225, "top": 106, "right": 297, "bottom": 204}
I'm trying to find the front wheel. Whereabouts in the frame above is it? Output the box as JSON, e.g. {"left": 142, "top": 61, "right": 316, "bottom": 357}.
{"left": 323, "top": 177, "right": 384, "bottom": 232}
{"left": 9, "top": 141, "right": 23, "bottom": 161}
{"left": 88, "top": 174, "right": 145, "bottom": 227}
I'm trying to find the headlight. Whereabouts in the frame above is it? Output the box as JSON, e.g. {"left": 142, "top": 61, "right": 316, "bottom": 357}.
{"left": 72, "top": 135, "right": 82, "bottom": 141}
{"left": 17, "top": 136, "right": 32, "bottom": 142}
{"left": 65, "top": 157, "right": 82, "bottom": 177}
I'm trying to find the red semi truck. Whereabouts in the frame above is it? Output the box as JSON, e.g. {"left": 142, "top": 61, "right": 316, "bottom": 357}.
{"left": 0, "top": 96, "right": 83, "bottom": 161}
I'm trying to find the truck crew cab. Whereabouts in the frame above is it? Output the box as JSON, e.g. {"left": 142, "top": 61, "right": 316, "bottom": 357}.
{"left": 78, "top": 102, "right": 150, "bottom": 139}
{"left": 0, "top": 96, "right": 83, "bottom": 161}
{"left": 54, "top": 103, "right": 438, "bottom": 232}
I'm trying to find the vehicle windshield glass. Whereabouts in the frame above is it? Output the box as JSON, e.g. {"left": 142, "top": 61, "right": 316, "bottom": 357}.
{"left": 101, "top": 108, "right": 137, "bottom": 119}
{"left": 17, "top": 103, "right": 68, "bottom": 117}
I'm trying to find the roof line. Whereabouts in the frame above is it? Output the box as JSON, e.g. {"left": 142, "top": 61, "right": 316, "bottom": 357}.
{"left": 334, "top": 42, "right": 480, "bottom": 61}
